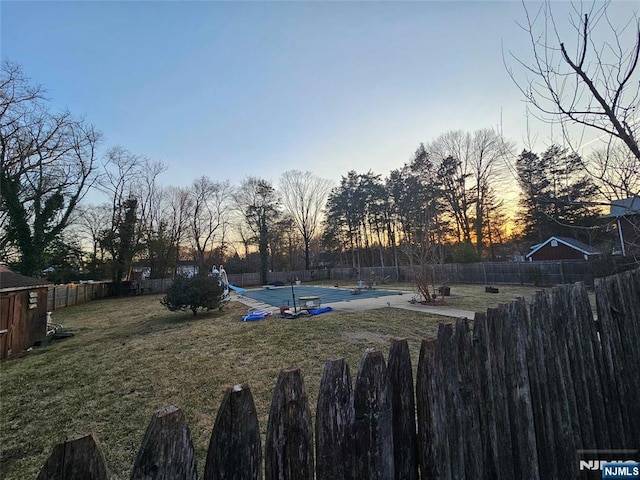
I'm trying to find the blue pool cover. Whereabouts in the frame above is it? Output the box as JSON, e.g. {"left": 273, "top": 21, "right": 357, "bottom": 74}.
{"left": 239, "top": 285, "right": 400, "bottom": 308}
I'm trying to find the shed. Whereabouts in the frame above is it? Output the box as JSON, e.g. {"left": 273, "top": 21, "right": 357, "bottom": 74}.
{"left": 526, "top": 236, "right": 601, "bottom": 262}
{"left": 0, "top": 266, "right": 52, "bottom": 359}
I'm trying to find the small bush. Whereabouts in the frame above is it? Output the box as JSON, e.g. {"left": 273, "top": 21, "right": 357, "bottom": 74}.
{"left": 161, "top": 275, "right": 226, "bottom": 316}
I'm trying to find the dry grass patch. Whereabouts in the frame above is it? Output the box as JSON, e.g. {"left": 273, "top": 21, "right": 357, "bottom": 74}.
{"left": 1, "top": 294, "right": 440, "bottom": 480}
{"left": 315, "top": 280, "right": 596, "bottom": 315}
{"left": 434, "top": 283, "right": 597, "bottom": 315}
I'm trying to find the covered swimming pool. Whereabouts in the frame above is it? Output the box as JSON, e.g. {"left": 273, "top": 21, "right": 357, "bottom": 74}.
{"left": 239, "top": 285, "right": 400, "bottom": 308}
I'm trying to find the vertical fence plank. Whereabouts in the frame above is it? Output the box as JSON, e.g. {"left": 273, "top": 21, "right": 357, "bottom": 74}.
{"left": 130, "top": 405, "right": 197, "bottom": 480}
{"left": 568, "top": 283, "right": 612, "bottom": 449}
{"left": 387, "top": 338, "right": 418, "bottom": 480}
{"left": 472, "top": 312, "right": 498, "bottom": 479}
{"left": 562, "top": 284, "right": 598, "bottom": 452}
{"left": 503, "top": 298, "right": 539, "bottom": 480}
{"left": 354, "top": 348, "right": 394, "bottom": 480}
{"left": 436, "top": 322, "right": 466, "bottom": 479}
{"left": 47, "top": 286, "right": 54, "bottom": 311}
{"left": 526, "top": 291, "right": 559, "bottom": 480}
{"left": 485, "top": 306, "right": 516, "bottom": 480}
{"left": 540, "top": 289, "right": 578, "bottom": 479}
{"left": 265, "top": 367, "right": 314, "bottom": 480}
{"left": 452, "top": 319, "right": 483, "bottom": 479}
{"left": 416, "top": 339, "right": 442, "bottom": 479}
{"left": 550, "top": 286, "right": 584, "bottom": 471}
{"left": 315, "top": 358, "right": 355, "bottom": 480}
{"left": 37, "top": 433, "right": 109, "bottom": 480}
{"left": 205, "top": 384, "right": 262, "bottom": 480}
{"left": 429, "top": 328, "right": 452, "bottom": 480}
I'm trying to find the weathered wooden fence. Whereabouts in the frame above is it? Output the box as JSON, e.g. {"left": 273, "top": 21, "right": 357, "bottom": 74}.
{"left": 47, "top": 282, "right": 111, "bottom": 311}
{"left": 37, "top": 268, "right": 640, "bottom": 479}
{"left": 46, "top": 279, "right": 174, "bottom": 311}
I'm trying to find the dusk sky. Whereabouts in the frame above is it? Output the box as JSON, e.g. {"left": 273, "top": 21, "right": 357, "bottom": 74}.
{"left": 2, "top": 1, "right": 637, "bottom": 196}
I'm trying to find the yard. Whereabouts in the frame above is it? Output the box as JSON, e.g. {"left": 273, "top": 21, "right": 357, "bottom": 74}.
{"left": 0, "top": 283, "right": 590, "bottom": 479}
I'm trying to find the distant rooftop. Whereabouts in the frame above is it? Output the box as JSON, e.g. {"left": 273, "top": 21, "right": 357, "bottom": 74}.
{"left": 526, "top": 236, "right": 601, "bottom": 259}
{"left": 605, "top": 197, "right": 640, "bottom": 217}
{"left": 0, "top": 265, "right": 51, "bottom": 291}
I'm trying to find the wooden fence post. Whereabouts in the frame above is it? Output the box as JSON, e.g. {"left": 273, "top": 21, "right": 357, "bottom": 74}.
{"left": 471, "top": 312, "right": 498, "bottom": 479}
{"left": 561, "top": 285, "right": 599, "bottom": 450}
{"left": 525, "top": 291, "right": 559, "bottom": 480}
{"left": 436, "top": 322, "right": 466, "bottom": 478}
{"left": 205, "top": 384, "right": 262, "bottom": 480}
{"left": 535, "top": 289, "right": 578, "bottom": 479}
{"left": 37, "top": 433, "right": 109, "bottom": 480}
{"left": 354, "top": 348, "right": 394, "bottom": 480}
{"left": 549, "top": 287, "right": 583, "bottom": 470}
{"left": 567, "top": 282, "right": 612, "bottom": 448}
{"left": 315, "top": 358, "right": 355, "bottom": 480}
{"left": 503, "top": 299, "right": 539, "bottom": 479}
{"left": 130, "top": 405, "right": 197, "bottom": 480}
{"left": 265, "top": 367, "right": 314, "bottom": 480}
{"left": 387, "top": 339, "right": 418, "bottom": 480}
{"left": 485, "top": 306, "right": 516, "bottom": 479}
{"left": 415, "top": 338, "right": 440, "bottom": 479}
{"left": 452, "top": 318, "right": 483, "bottom": 479}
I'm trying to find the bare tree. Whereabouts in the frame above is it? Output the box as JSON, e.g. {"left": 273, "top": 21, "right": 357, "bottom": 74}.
{"left": 233, "top": 177, "right": 280, "bottom": 284}
{"left": 0, "top": 61, "right": 101, "bottom": 275}
{"left": 159, "top": 186, "right": 191, "bottom": 275}
{"left": 588, "top": 141, "right": 640, "bottom": 201}
{"left": 75, "top": 204, "right": 112, "bottom": 268}
{"left": 97, "top": 146, "right": 146, "bottom": 282}
{"left": 427, "top": 129, "right": 510, "bottom": 254}
{"left": 136, "top": 158, "right": 168, "bottom": 239}
{"left": 506, "top": 1, "right": 640, "bottom": 162}
{"left": 278, "top": 170, "right": 333, "bottom": 270}
{"left": 98, "top": 147, "right": 143, "bottom": 234}
{"left": 187, "top": 176, "right": 232, "bottom": 273}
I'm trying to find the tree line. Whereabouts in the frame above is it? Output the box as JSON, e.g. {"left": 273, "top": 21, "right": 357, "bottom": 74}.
{"left": 2, "top": 3, "right": 639, "bottom": 283}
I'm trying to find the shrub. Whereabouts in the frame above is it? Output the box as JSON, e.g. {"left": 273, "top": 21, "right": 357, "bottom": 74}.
{"left": 161, "top": 275, "right": 226, "bottom": 316}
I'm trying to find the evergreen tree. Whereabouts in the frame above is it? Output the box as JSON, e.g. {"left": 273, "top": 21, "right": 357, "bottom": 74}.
{"left": 516, "top": 145, "right": 601, "bottom": 243}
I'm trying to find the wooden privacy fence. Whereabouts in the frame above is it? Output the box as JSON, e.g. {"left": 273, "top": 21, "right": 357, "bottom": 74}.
{"left": 47, "top": 282, "right": 110, "bottom": 311}
{"left": 37, "top": 269, "right": 640, "bottom": 479}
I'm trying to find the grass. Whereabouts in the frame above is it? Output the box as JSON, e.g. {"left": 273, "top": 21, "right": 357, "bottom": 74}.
{"left": 426, "top": 283, "right": 596, "bottom": 314}
{"left": 0, "top": 282, "right": 592, "bottom": 479}
{"left": 1, "top": 294, "right": 442, "bottom": 480}
{"left": 331, "top": 280, "right": 597, "bottom": 316}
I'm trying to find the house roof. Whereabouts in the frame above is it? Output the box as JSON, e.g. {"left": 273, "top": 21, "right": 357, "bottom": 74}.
{"left": 603, "top": 197, "right": 640, "bottom": 218}
{"left": 526, "top": 236, "right": 601, "bottom": 259}
{"left": 0, "top": 265, "right": 52, "bottom": 292}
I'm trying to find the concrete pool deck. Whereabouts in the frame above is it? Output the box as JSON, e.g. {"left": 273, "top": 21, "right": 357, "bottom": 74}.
{"left": 232, "top": 287, "right": 475, "bottom": 320}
